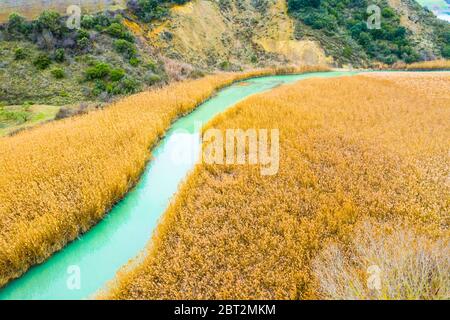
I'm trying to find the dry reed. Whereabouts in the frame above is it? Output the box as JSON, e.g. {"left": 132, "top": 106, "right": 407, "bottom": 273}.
{"left": 395, "top": 59, "right": 450, "bottom": 71}
{"left": 0, "top": 66, "right": 328, "bottom": 288}
{"left": 106, "top": 72, "right": 450, "bottom": 299}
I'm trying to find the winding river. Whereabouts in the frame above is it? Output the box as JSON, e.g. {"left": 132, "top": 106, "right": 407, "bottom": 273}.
{"left": 0, "top": 71, "right": 357, "bottom": 300}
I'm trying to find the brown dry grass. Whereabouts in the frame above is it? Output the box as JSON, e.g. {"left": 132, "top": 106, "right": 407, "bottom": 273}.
{"left": 313, "top": 220, "right": 449, "bottom": 300}
{"left": 394, "top": 59, "right": 450, "bottom": 71}
{"left": 106, "top": 73, "right": 450, "bottom": 299}
{"left": 0, "top": 66, "right": 328, "bottom": 288}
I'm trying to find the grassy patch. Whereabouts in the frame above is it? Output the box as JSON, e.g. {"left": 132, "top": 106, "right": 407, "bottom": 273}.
{"left": 0, "top": 104, "right": 60, "bottom": 136}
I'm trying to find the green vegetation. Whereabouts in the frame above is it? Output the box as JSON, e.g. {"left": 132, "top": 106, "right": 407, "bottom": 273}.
{"left": 1, "top": 0, "right": 448, "bottom": 105}
{"left": 14, "top": 47, "right": 27, "bottom": 60}
{"left": 0, "top": 9, "right": 165, "bottom": 106}
{"left": 0, "top": 104, "right": 30, "bottom": 124}
{"left": 51, "top": 67, "right": 65, "bottom": 79}
{"left": 54, "top": 48, "right": 65, "bottom": 62}
{"left": 85, "top": 62, "right": 112, "bottom": 80}
{"left": 84, "top": 61, "right": 141, "bottom": 96}
{"left": 114, "top": 39, "right": 137, "bottom": 58}
{"left": 106, "top": 22, "right": 134, "bottom": 42}
{"left": 33, "top": 53, "right": 52, "bottom": 69}
{"left": 127, "top": 0, "right": 190, "bottom": 23}
{"left": 0, "top": 103, "right": 61, "bottom": 136}
{"left": 288, "top": 0, "right": 450, "bottom": 65}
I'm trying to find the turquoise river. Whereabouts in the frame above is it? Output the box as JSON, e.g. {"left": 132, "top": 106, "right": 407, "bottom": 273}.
{"left": 0, "top": 71, "right": 357, "bottom": 300}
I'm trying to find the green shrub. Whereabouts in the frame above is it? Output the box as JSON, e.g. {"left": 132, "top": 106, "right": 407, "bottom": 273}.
{"left": 343, "top": 46, "right": 353, "bottom": 59}
{"left": 51, "top": 68, "right": 65, "bottom": 79}
{"left": 129, "top": 57, "right": 140, "bottom": 66}
{"left": 14, "top": 48, "right": 27, "bottom": 60}
{"left": 33, "top": 54, "right": 52, "bottom": 70}
{"left": 129, "top": 0, "right": 169, "bottom": 23}
{"left": 145, "top": 60, "right": 158, "bottom": 72}
{"left": 113, "top": 39, "right": 137, "bottom": 58}
{"left": 189, "top": 69, "right": 205, "bottom": 79}
{"left": 120, "top": 77, "right": 141, "bottom": 94}
{"left": 110, "top": 69, "right": 126, "bottom": 82}
{"left": 85, "top": 62, "right": 111, "bottom": 80}
{"left": 37, "top": 10, "right": 63, "bottom": 36}
{"left": 93, "top": 13, "right": 113, "bottom": 29}
{"left": 81, "top": 15, "right": 96, "bottom": 29}
{"left": 382, "top": 7, "right": 396, "bottom": 19}
{"left": 7, "top": 13, "right": 30, "bottom": 36}
{"left": 144, "top": 73, "right": 162, "bottom": 85}
{"left": 77, "top": 37, "right": 90, "bottom": 50}
{"left": 92, "top": 80, "right": 108, "bottom": 96}
{"left": 106, "top": 23, "right": 134, "bottom": 42}
{"left": 54, "top": 48, "right": 65, "bottom": 62}
{"left": 219, "top": 61, "right": 231, "bottom": 70}
{"left": 75, "top": 29, "right": 91, "bottom": 49}
{"left": 106, "top": 76, "right": 141, "bottom": 95}
{"left": 442, "top": 45, "right": 450, "bottom": 59}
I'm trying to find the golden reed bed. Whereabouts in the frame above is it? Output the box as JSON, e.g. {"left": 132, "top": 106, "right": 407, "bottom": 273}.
{"left": 0, "top": 66, "right": 327, "bottom": 288}
{"left": 394, "top": 59, "right": 450, "bottom": 71}
{"left": 107, "top": 72, "right": 450, "bottom": 300}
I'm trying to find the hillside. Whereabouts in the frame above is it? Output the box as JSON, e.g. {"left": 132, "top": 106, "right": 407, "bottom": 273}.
{"left": 0, "top": 0, "right": 449, "bottom": 134}
{"left": 0, "top": 0, "right": 127, "bottom": 23}
{"left": 143, "top": 0, "right": 331, "bottom": 69}
{"left": 139, "top": 0, "right": 449, "bottom": 67}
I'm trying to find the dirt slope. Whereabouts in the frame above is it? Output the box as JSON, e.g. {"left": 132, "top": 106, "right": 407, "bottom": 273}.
{"left": 145, "top": 0, "right": 331, "bottom": 69}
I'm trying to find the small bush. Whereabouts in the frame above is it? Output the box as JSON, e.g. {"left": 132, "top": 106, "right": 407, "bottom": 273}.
{"left": 7, "top": 13, "right": 30, "bottom": 36}
{"left": 76, "top": 29, "right": 91, "bottom": 50}
{"left": 144, "top": 73, "right": 161, "bottom": 85}
{"left": 51, "top": 68, "right": 65, "bottom": 79}
{"left": 128, "top": 0, "right": 171, "bottom": 23}
{"left": 145, "top": 60, "right": 158, "bottom": 72}
{"left": 37, "top": 10, "right": 63, "bottom": 36}
{"left": 110, "top": 68, "right": 126, "bottom": 82}
{"left": 14, "top": 48, "right": 27, "bottom": 60}
{"left": 93, "top": 13, "right": 113, "bottom": 29}
{"left": 106, "top": 23, "right": 134, "bottom": 42}
{"left": 54, "top": 48, "right": 65, "bottom": 62}
{"left": 77, "top": 37, "right": 90, "bottom": 50}
{"left": 129, "top": 57, "right": 140, "bottom": 66}
{"left": 113, "top": 39, "right": 137, "bottom": 59}
{"left": 442, "top": 45, "right": 450, "bottom": 59}
{"left": 91, "top": 79, "right": 108, "bottom": 96}
{"left": 219, "top": 61, "right": 231, "bottom": 70}
{"left": 119, "top": 77, "right": 141, "bottom": 94}
{"left": 33, "top": 54, "right": 52, "bottom": 70}
{"left": 55, "top": 107, "right": 73, "bottom": 120}
{"left": 81, "top": 15, "right": 96, "bottom": 29}
{"left": 85, "top": 62, "right": 111, "bottom": 80}
{"left": 189, "top": 69, "right": 205, "bottom": 79}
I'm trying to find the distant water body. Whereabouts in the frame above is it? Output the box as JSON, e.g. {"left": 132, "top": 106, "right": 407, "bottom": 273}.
{"left": 417, "top": 0, "right": 450, "bottom": 22}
